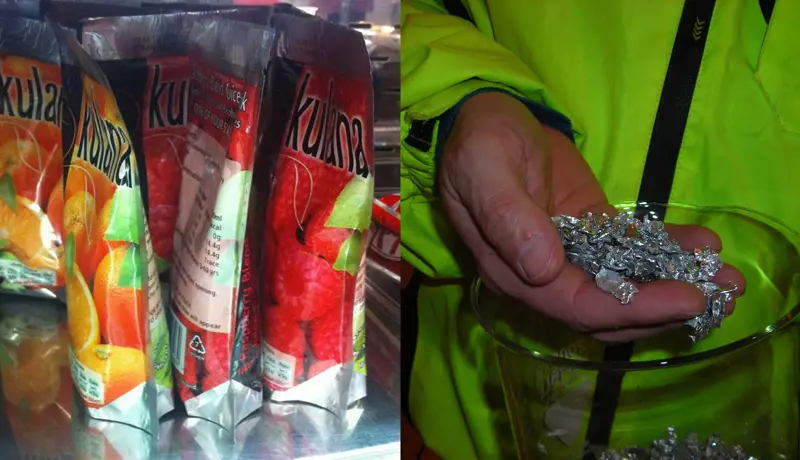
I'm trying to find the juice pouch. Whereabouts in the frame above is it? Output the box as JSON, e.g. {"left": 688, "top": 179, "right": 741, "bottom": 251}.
{"left": 168, "top": 16, "right": 273, "bottom": 430}
{"left": 0, "top": 18, "right": 65, "bottom": 294}
{"left": 261, "top": 13, "right": 374, "bottom": 414}
{"left": 55, "top": 22, "right": 157, "bottom": 433}
{"left": 81, "top": 8, "right": 287, "bottom": 273}
{"left": 80, "top": 14, "right": 188, "bottom": 420}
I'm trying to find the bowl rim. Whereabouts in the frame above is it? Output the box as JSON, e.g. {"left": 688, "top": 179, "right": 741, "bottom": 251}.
{"left": 469, "top": 202, "right": 800, "bottom": 371}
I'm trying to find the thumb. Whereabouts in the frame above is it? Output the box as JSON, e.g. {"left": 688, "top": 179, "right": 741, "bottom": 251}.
{"left": 464, "top": 158, "right": 565, "bottom": 285}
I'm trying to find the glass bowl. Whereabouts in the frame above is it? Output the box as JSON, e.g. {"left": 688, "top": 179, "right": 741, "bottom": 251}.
{"left": 471, "top": 202, "right": 800, "bottom": 459}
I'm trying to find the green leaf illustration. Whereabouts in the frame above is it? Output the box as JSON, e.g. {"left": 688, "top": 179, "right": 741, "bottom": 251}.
{"left": 103, "top": 188, "right": 142, "bottom": 243}
{"left": 326, "top": 176, "right": 374, "bottom": 231}
{"left": 116, "top": 245, "right": 144, "bottom": 289}
{"left": 65, "top": 233, "right": 76, "bottom": 278}
{"left": 333, "top": 232, "right": 364, "bottom": 276}
{"left": 0, "top": 172, "right": 18, "bottom": 213}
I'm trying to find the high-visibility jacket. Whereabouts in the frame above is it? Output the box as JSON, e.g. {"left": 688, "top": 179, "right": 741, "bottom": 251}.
{"left": 401, "top": 1, "right": 800, "bottom": 458}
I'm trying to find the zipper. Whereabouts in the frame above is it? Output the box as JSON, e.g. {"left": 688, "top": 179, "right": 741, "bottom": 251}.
{"left": 584, "top": 0, "right": 717, "bottom": 455}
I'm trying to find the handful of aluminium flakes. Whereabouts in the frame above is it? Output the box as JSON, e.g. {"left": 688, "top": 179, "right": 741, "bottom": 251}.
{"left": 552, "top": 212, "right": 737, "bottom": 342}
{"left": 599, "top": 428, "right": 757, "bottom": 460}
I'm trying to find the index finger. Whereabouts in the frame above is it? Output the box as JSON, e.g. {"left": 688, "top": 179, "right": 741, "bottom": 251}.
{"left": 665, "top": 223, "right": 722, "bottom": 252}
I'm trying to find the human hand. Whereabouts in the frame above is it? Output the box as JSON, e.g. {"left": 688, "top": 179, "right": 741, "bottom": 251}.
{"left": 439, "top": 92, "right": 745, "bottom": 342}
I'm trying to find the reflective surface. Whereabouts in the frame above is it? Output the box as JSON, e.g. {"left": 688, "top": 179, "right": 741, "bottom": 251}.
{"left": 0, "top": 266, "right": 400, "bottom": 459}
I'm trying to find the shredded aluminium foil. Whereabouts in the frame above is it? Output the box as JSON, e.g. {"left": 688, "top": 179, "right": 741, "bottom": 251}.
{"left": 552, "top": 212, "right": 737, "bottom": 342}
{"left": 599, "top": 428, "right": 757, "bottom": 460}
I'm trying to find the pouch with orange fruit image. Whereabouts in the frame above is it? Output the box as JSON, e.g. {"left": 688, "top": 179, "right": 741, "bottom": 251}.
{"left": 54, "top": 22, "right": 159, "bottom": 434}
{"left": 0, "top": 18, "right": 66, "bottom": 294}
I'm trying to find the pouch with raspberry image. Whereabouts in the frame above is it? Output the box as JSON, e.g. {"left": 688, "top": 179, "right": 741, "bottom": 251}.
{"left": 167, "top": 17, "right": 273, "bottom": 431}
{"left": 260, "top": 13, "right": 373, "bottom": 415}
{"left": 270, "top": 237, "right": 347, "bottom": 322}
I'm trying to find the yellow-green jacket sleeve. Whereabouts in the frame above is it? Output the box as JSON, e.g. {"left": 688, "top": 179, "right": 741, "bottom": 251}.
{"left": 401, "top": 0, "right": 570, "bottom": 279}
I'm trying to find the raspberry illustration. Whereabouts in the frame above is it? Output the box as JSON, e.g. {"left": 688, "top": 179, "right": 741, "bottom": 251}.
{"left": 308, "top": 292, "right": 354, "bottom": 363}
{"left": 144, "top": 135, "right": 185, "bottom": 263}
{"left": 270, "top": 239, "right": 346, "bottom": 322}
{"left": 268, "top": 156, "right": 352, "bottom": 238}
{"left": 149, "top": 205, "right": 179, "bottom": 260}
{"left": 303, "top": 211, "right": 354, "bottom": 264}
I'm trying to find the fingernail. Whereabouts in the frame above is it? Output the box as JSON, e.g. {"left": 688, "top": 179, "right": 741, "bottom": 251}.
{"left": 517, "top": 237, "right": 557, "bottom": 283}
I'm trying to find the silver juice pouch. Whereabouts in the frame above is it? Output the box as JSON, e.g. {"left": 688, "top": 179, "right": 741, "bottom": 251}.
{"left": 168, "top": 16, "right": 273, "bottom": 431}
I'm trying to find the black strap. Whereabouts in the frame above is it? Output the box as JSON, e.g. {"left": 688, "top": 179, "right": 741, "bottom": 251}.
{"left": 404, "top": 119, "right": 437, "bottom": 153}
{"left": 635, "top": 0, "right": 716, "bottom": 220}
{"left": 442, "top": 0, "right": 472, "bottom": 23}
{"left": 584, "top": 0, "right": 717, "bottom": 456}
{"left": 759, "top": 0, "right": 775, "bottom": 23}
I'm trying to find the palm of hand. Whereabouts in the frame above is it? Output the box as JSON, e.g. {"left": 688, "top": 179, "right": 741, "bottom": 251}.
{"left": 440, "top": 92, "right": 744, "bottom": 341}
{"left": 539, "top": 125, "right": 613, "bottom": 218}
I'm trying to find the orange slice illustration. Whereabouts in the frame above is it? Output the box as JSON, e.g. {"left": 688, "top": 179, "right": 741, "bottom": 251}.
{"left": 65, "top": 159, "right": 116, "bottom": 215}
{"left": 66, "top": 268, "right": 100, "bottom": 354}
{"left": 0, "top": 195, "right": 59, "bottom": 271}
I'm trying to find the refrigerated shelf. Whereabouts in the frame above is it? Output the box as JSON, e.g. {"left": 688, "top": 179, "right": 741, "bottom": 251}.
{"left": 0, "top": 265, "right": 400, "bottom": 459}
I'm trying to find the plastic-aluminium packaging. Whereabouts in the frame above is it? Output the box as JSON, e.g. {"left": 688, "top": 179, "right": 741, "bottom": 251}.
{"left": 0, "top": 17, "right": 65, "bottom": 297}
{"left": 261, "top": 12, "right": 374, "bottom": 415}
{"left": 168, "top": 16, "right": 273, "bottom": 430}
{"left": 81, "top": 12, "right": 216, "bottom": 420}
{"left": 48, "top": 19, "right": 159, "bottom": 433}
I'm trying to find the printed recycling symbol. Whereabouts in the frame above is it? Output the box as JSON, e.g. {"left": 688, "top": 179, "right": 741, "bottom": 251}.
{"left": 189, "top": 335, "right": 206, "bottom": 355}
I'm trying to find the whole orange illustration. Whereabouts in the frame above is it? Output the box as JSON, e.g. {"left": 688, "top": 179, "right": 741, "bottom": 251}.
{"left": 93, "top": 245, "right": 146, "bottom": 350}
